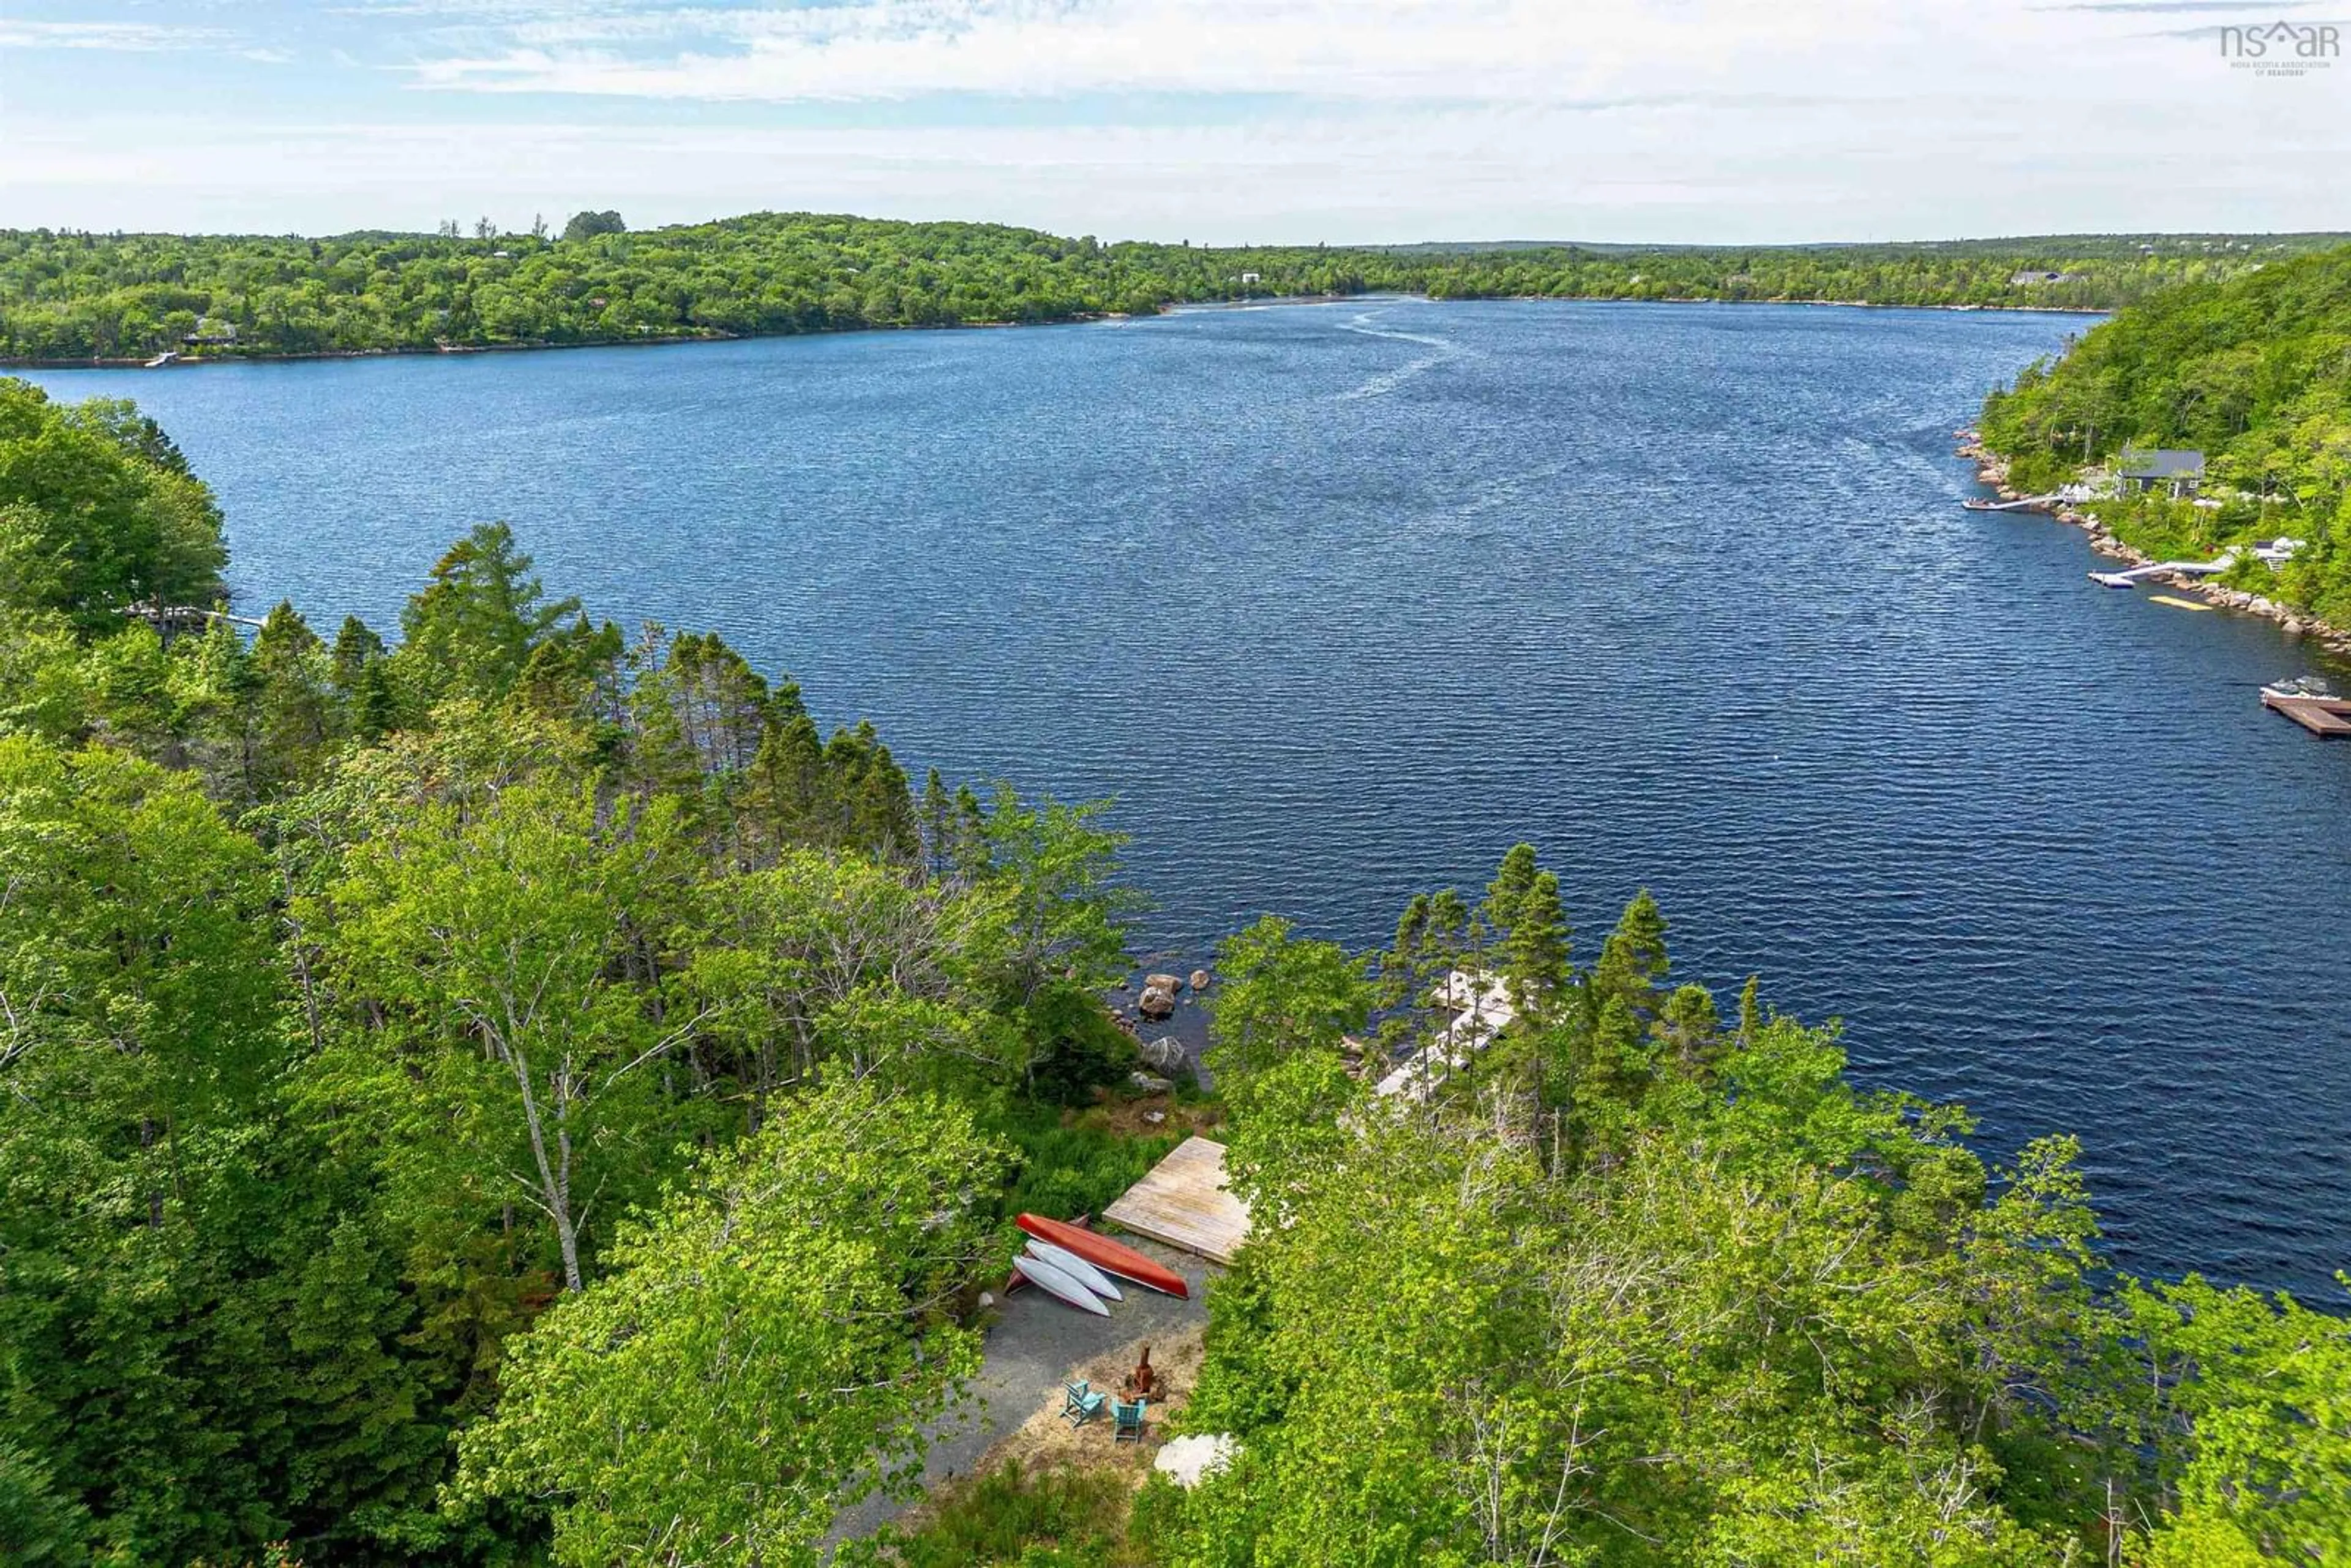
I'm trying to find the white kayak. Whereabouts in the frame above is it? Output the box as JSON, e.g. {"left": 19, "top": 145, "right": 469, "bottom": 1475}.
{"left": 1024, "top": 1240, "right": 1123, "bottom": 1302}
{"left": 1012, "top": 1253, "right": 1111, "bottom": 1316}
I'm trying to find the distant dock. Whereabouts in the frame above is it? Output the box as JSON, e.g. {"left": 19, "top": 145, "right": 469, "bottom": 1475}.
{"left": 2088, "top": 558, "right": 2232, "bottom": 589}
{"left": 2263, "top": 689, "right": 2351, "bottom": 738}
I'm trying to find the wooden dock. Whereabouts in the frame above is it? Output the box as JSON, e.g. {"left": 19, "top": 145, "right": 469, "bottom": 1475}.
{"left": 1102, "top": 1136, "right": 1250, "bottom": 1266}
{"left": 2264, "top": 689, "right": 2351, "bottom": 738}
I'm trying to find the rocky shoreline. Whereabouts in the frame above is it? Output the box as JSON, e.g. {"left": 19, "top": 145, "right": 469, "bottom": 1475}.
{"left": 1957, "top": 435, "right": 2351, "bottom": 662}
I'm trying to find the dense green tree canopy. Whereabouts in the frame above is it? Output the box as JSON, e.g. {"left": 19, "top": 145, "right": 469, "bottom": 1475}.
{"left": 0, "top": 378, "right": 226, "bottom": 627}
{"left": 4, "top": 218, "right": 2342, "bottom": 362}
{"left": 1981, "top": 243, "right": 2351, "bottom": 629}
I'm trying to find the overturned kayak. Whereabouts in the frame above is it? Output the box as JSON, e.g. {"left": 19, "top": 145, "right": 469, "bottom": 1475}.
{"left": 1012, "top": 1252, "right": 1111, "bottom": 1316}
{"left": 1016, "top": 1214, "right": 1189, "bottom": 1299}
{"left": 1026, "top": 1240, "right": 1123, "bottom": 1301}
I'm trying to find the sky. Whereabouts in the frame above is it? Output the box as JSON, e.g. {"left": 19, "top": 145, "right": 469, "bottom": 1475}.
{"left": 0, "top": 0, "right": 2343, "bottom": 244}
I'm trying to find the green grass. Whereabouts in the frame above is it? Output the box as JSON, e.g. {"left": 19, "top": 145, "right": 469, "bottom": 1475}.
{"left": 992, "top": 1103, "right": 1179, "bottom": 1224}
{"left": 859, "top": 1462, "right": 1156, "bottom": 1567}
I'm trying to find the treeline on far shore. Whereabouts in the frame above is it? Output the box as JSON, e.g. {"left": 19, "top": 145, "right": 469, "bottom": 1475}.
{"left": 3, "top": 211, "right": 2345, "bottom": 362}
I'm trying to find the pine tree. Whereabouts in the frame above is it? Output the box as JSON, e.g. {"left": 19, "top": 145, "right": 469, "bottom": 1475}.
{"left": 328, "top": 614, "right": 385, "bottom": 697}
{"left": 738, "top": 711, "right": 825, "bottom": 859}
{"left": 1503, "top": 869, "right": 1571, "bottom": 1018}
{"left": 920, "top": 768, "right": 954, "bottom": 882}
{"left": 1591, "top": 888, "right": 1671, "bottom": 1024}
{"left": 250, "top": 600, "right": 338, "bottom": 794}
{"left": 1481, "top": 842, "right": 1539, "bottom": 942}
{"left": 951, "top": 784, "right": 991, "bottom": 881}
{"left": 1384, "top": 892, "right": 1433, "bottom": 1009}
{"left": 1654, "top": 982, "right": 1722, "bottom": 1079}
{"left": 394, "top": 522, "right": 580, "bottom": 703}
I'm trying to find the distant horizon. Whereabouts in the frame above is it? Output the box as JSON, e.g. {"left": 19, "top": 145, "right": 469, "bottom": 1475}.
{"left": 8, "top": 212, "right": 2351, "bottom": 253}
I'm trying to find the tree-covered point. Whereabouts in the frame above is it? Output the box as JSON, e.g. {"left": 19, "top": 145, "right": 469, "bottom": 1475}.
{"left": 0, "top": 378, "right": 227, "bottom": 629}
{"left": 3, "top": 212, "right": 2345, "bottom": 362}
{"left": 1163, "top": 847, "right": 2351, "bottom": 1567}
{"left": 1980, "top": 242, "right": 2351, "bottom": 631}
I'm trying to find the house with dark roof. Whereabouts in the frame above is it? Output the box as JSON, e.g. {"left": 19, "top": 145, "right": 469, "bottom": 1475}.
{"left": 2118, "top": 447, "right": 2205, "bottom": 498}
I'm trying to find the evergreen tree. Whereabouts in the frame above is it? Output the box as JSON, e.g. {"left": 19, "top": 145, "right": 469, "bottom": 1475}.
{"left": 1382, "top": 892, "right": 1433, "bottom": 1011}
{"left": 328, "top": 613, "right": 385, "bottom": 696}
{"left": 1654, "top": 981, "right": 1722, "bottom": 1079}
{"left": 1480, "top": 841, "right": 1539, "bottom": 942}
{"left": 920, "top": 767, "right": 953, "bottom": 882}
{"left": 951, "top": 783, "right": 990, "bottom": 882}
{"left": 1502, "top": 868, "right": 1571, "bottom": 1018}
{"left": 1590, "top": 887, "right": 1672, "bottom": 1024}
{"left": 394, "top": 521, "right": 580, "bottom": 703}
{"left": 250, "top": 599, "right": 339, "bottom": 793}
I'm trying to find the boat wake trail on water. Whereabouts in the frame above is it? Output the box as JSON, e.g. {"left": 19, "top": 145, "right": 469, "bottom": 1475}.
{"left": 1333, "top": 309, "right": 1469, "bottom": 400}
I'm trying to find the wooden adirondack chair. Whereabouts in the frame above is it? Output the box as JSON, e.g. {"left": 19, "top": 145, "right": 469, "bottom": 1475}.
{"left": 1112, "top": 1395, "right": 1148, "bottom": 1443}
{"left": 1061, "top": 1379, "right": 1106, "bottom": 1428}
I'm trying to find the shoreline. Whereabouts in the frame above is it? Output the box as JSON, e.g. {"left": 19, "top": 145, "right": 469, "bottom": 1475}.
{"left": 1957, "top": 437, "right": 2351, "bottom": 661}
{"left": 1, "top": 293, "right": 2105, "bottom": 372}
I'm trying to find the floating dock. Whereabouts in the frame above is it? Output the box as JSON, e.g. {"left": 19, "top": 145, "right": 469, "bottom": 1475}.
{"left": 2263, "top": 689, "right": 2351, "bottom": 738}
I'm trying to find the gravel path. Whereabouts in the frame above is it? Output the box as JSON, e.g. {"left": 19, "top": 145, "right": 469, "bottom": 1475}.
{"left": 828, "top": 1235, "right": 1215, "bottom": 1550}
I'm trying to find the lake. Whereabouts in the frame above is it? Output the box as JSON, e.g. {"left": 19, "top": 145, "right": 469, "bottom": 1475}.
{"left": 25, "top": 299, "right": 2351, "bottom": 1299}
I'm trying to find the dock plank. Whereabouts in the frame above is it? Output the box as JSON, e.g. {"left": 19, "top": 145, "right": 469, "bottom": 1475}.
{"left": 1102, "top": 1136, "right": 1251, "bottom": 1266}
{"left": 2265, "top": 691, "right": 2351, "bottom": 737}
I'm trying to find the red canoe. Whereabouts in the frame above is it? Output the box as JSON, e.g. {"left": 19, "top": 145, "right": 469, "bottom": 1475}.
{"left": 1015, "top": 1214, "right": 1189, "bottom": 1299}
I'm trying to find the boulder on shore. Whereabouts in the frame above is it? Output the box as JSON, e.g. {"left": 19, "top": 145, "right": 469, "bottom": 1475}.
{"left": 1129, "top": 1070, "right": 1175, "bottom": 1093}
{"left": 1138, "top": 984, "right": 1178, "bottom": 1020}
{"left": 1139, "top": 1035, "right": 1188, "bottom": 1075}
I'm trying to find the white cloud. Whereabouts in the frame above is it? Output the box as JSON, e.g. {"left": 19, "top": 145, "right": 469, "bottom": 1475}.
{"left": 380, "top": 0, "right": 2301, "bottom": 107}
{"left": 403, "top": 0, "right": 1876, "bottom": 102}
{"left": 0, "top": 20, "right": 235, "bottom": 51}
{"left": 1, "top": 0, "right": 2342, "bottom": 239}
{"left": 2, "top": 80, "right": 2339, "bottom": 243}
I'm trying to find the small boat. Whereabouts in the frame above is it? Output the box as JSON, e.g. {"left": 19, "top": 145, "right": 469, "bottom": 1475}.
{"left": 2265, "top": 675, "right": 2338, "bottom": 700}
{"left": 1016, "top": 1214, "right": 1190, "bottom": 1299}
{"left": 1025, "top": 1240, "right": 1122, "bottom": 1301}
{"left": 1011, "top": 1253, "right": 1110, "bottom": 1316}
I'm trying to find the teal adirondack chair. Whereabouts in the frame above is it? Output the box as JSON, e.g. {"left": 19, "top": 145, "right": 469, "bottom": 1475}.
{"left": 1061, "top": 1379, "right": 1106, "bottom": 1428}
{"left": 1112, "top": 1395, "right": 1148, "bottom": 1443}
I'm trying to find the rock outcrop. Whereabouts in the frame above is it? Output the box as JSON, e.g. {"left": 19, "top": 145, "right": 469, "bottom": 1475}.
{"left": 1139, "top": 1035, "right": 1188, "bottom": 1075}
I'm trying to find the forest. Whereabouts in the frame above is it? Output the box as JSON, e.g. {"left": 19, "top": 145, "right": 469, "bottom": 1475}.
{"left": 1, "top": 213, "right": 2342, "bottom": 362}
{"left": 1, "top": 370, "right": 2347, "bottom": 1567}
{"left": 1981, "top": 243, "right": 2351, "bottom": 632}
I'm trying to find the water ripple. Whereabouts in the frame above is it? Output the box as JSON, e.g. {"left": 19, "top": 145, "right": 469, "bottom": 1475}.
{"left": 26, "top": 301, "right": 2351, "bottom": 1298}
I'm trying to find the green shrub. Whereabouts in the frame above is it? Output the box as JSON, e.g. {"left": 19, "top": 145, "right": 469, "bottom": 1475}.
{"left": 857, "top": 1462, "right": 1153, "bottom": 1567}
{"left": 1023, "top": 984, "right": 1139, "bottom": 1106}
{"left": 994, "top": 1105, "right": 1177, "bottom": 1223}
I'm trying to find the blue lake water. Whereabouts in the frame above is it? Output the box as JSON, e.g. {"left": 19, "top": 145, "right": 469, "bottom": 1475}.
{"left": 25, "top": 299, "right": 2351, "bottom": 1299}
